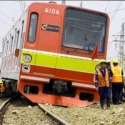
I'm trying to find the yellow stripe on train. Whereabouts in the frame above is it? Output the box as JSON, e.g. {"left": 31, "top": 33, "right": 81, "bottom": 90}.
{"left": 21, "top": 49, "right": 99, "bottom": 73}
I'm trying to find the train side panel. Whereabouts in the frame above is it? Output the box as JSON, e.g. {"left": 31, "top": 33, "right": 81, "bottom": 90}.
{"left": 1, "top": 9, "right": 28, "bottom": 80}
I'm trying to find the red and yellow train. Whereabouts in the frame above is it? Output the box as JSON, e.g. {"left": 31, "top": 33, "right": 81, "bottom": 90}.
{"left": 0, "top": 2, "right": 110, "bottom": 106}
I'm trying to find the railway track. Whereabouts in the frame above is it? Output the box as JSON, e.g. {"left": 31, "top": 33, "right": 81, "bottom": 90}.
{"left": 0, "top": 95, "right": 18, "bottom": 125}
{"left": 38, "top": 104, "right": 70, "bottom": 125}
{"left": 1, "top": 97, "right": 70, "bottom": 125}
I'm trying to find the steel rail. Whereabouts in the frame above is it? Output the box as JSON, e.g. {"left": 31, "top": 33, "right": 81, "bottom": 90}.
{"left": 0, "top": 95, "right": 19, "bottom": 125}
{"left": 38, "top": 104, "right": 70, "bottom": 125}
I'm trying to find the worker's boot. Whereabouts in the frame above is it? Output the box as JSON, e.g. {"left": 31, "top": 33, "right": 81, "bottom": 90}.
{"left": 100, "top": 100, "right": 104, "bottom": 109}
{"left": 107, "top": 99, "right": 110, "bottom": 110}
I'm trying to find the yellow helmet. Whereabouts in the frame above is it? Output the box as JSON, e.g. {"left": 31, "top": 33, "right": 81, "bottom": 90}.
{"left": 0, "top": 79, "right": 3, "bottom": 84}
{"left": 106, "top": 60, "right": 110, "bottom": 63}
{"left": 99, "top": 59, "right": 106, "bottom": 64}
{"left": 112, "top": 59, "right": 119, "bottom": 63}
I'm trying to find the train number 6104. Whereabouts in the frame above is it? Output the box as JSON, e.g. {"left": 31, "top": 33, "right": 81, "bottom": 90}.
{"left": 45, "top": 8, "right": 59, "bottom": 14}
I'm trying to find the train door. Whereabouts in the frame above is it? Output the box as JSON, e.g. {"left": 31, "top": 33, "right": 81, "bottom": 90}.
{"left": 34, "top": 14, "right": 61, "bottom": 75}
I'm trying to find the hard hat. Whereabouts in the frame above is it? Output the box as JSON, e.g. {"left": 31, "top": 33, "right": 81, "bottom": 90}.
{"left": 0, "top": 79, "right": 3, "bottom": 84}
{"left": 112, "top": 59, "right": 119, "bottom": 63}
{"left": 99, "top": 59, "right": 106, "bottom": 64}
{"left": 106, "top": 60, "right": 110, "bottom": 63}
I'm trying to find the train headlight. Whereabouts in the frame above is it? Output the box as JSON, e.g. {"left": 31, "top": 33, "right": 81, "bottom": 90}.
{"left": 24, "top": 54, "right": 32, "bottom": 63}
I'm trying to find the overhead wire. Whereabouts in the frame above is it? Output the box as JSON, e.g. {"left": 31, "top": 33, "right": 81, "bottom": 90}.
{"left": 15, "top": 0, "right": 27, "bottom": 7}
{"left": 110, "top": 1, "right": 122, "bottom": 22}
{"left": 110, "top": 1, "right": 123, "bottom": 23}
{"left": 23, "top": 1, "right": 26, "bottom": 11}
{"left": 18, "top": 0, "right": 26, "bottom": 12}
{"left": 0, "top": 0, "right": 27, "bottom": 29}
{"left": 13, "top": 1, "right": 14, "bottom": 21}
{"left": 108, "top": 7, "right": 125, "bottom": 14}
{"left": 105, "top": 1, "right": 109, "bottom": 12}
{"left": 18, "top": 0, "right": 22, "bottom": 12}
{"left": 22, "top": 1, "right": 26, "bottom": 12}
{"left": 108, "top": 1, "right": 123, "bottom": 54}
{"left": 0, "top": 1, "right": 27, "bottom": 31}
{"left": 0, "top": 1, "right": 14, "bottom": 22}
{"left": 0, "top": 11, "right": 13, "bottom": 21}
{"left": 109, "top": 31, "right": 121, "bottom": 37}
{"left": 21, "top": 0, "right": 26, "bottom": 12}
{"left": 0, "top": 19, "right": 12, "bottom": 26}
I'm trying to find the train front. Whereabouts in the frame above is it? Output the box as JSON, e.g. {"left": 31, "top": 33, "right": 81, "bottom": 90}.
{"left": 19, "top": 2, "right": 110, "bottom": 106}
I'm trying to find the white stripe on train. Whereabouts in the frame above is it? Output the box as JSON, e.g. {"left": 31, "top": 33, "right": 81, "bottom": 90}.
{"left": 20, "top": 75, "right": 95, "bottom": 89}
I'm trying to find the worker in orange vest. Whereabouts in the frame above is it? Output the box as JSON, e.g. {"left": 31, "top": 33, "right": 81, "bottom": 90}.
{"left": 111, "top": 59, "right": 124, "bottom": 104}
{"left": 95, "top": 59, "right": 112, "bottom": 109}
{"left": 0, "top": 79, "right": 5, "bottom": 94}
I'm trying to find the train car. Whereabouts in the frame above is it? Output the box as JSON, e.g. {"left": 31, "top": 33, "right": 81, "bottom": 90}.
{"left": 0, "top": 2, "right": 110, "bottom": 106}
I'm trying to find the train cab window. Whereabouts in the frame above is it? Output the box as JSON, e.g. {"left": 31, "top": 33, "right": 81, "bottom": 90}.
{"left": 28, "top": 13, "right": 38, "bottom": 42}
{"left": 62, "top": 8, "right": 107, "bottom": 52}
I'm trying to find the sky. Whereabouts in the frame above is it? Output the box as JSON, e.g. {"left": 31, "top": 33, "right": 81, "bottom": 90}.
{"left": 0, "top": 1, "right": 125, "bottom": 66}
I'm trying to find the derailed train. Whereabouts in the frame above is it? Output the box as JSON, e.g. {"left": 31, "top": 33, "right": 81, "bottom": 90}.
{"left": 0, "top": 2, "right": 110, "bottom": 106}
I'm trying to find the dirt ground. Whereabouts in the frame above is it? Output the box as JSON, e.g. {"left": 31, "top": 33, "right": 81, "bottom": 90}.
{"left": 43, "top": 101, "right": 125, "bottom": 125}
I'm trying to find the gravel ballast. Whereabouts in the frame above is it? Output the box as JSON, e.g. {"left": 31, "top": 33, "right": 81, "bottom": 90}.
{"left": 2, "top": 98, "right": 59, "bottom": 125}
{"left": 2, "top": 97, "right": 125, "bottom": 125}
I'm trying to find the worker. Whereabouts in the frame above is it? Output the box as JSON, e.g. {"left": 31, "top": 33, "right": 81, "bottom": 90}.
{"left": 0, "top": 79, "right": 5, "bottom": 94}
{"left": 106, "top": 60, "right": 111, "bottom": 71}
{"left": 123, "top": 74, "right": 125, "bottom": 100}
{"left": 106, "top": 60, "right": 113, "bottom": 102}
{"left": 111, "top": 59, "right": 124, "bottom": 104}
{"left": 95, "top": 59, "right": 112, "bottom": 109}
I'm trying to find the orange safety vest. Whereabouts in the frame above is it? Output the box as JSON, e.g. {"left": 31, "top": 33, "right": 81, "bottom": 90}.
{"left": 97, "top": 69, "right": 109, "bottom": 87}
{"left": 111, "top": 66, "right": 122, "bottom": 83}
{"left": 0, "top": 84, "right": 5, "bottom": 93}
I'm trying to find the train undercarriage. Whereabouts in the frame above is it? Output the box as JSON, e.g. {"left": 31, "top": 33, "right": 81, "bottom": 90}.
{"left": 0, "top": 79, "right": 18, "bottom": 98}
{"left": 20, "top": 78, "right": 98, "bottom": 107}
{"left": 0, "top": 76, "right": 99, "bottom": 107}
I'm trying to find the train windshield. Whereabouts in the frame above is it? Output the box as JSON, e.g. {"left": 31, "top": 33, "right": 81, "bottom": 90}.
{"left": 62, "top": 8, "right": 107, "bottom": 52}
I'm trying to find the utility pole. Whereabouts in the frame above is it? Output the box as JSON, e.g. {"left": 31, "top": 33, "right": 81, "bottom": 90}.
{"left": 119, "top": 23, "right": 124, "bottom": 69}
{"left": 113, "top": 23, "right": 125, "bottom": 70}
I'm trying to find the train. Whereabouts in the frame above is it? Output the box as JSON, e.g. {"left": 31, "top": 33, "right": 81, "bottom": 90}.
{"left": 0, "top": 1, "right": 110, "bottom": 106}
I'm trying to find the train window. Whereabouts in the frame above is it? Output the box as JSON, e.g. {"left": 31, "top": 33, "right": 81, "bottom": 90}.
{"left": 28, "top": 13, "right": 38, "bottom": 42}
{"left": 6, "top": 41, "right": 9, "bottom": 55}
{"left": 3, "top": 43, "right": 5, "bottom": 56}
{"left": 7, "top": 40, "right": 10, "bottom": 54}
{"left": 3, "top": 40, "right": 6, "bottom": 56}
{"left": 62, "top": 8, "right": 107, "bottom": 52}
{"left": 15, "top": 30, "right": 20, "bottom": 48}
{"left": 13, "top": 28, "right": 17, "bottom": 52}
{"left": 10, "top": 36, "right": 13, "bottom": 52}
{"left": 19, "top": 20, "right": 24, "bottom": 49}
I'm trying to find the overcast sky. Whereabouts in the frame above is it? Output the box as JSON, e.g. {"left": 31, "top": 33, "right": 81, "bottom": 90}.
{"left": 0, "top": 1, "right": 125, "bottom": 66}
